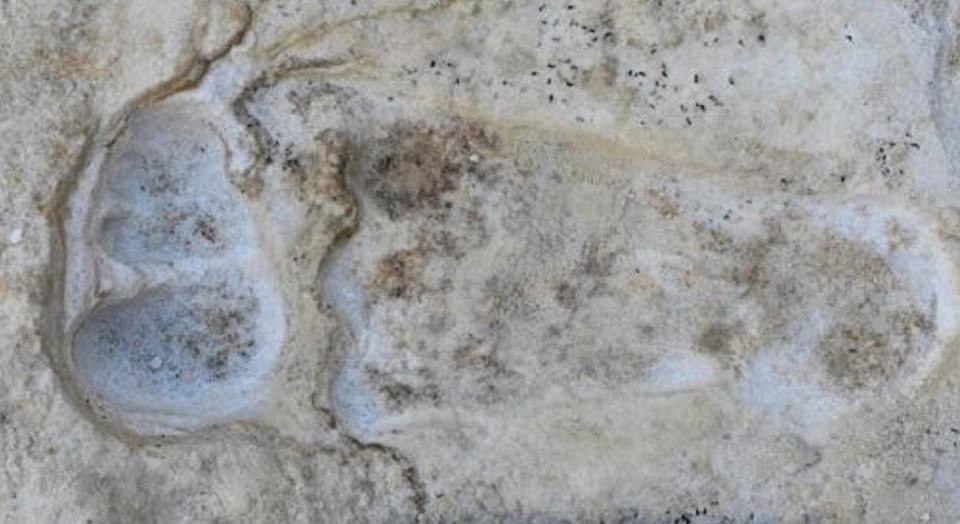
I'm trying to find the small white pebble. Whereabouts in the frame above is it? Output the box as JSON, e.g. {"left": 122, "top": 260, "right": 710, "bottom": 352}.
{"left": 148, "top": 356, "right": 163, "bottom": 370}
{"left": 468, "top": 154, "right": 480, "bottom": 163}
{"left": 7, "top": 228, "right": 22, "bottom": 245}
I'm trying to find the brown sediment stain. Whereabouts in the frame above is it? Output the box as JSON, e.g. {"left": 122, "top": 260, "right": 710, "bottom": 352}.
{"left": 579, "top": 238, "right": 619, "bottom": 278}
{"left": 370, "top": 248, "right": 426, "bottom": 300}
{"left": 554, "top": 280, "right": 579, "bottom": 310}
{"left": 696, "top": 323, "right": 735, "bottom": 357}
{"left": 732, "top": 221, "right": 937, "bottom": 392}
{"left": 817, "top": 311, "right": 934, "bottom": 391}
{"left": 364, "top": 366, "right": 441, "bottom": 412}
{"left": 360, "top": 120, "right": 498, "bottom": 220}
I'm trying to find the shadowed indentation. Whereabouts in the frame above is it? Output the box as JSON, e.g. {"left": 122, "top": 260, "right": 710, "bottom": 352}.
{"left": 72, "top": 274, "right": 276, "bottom": 424}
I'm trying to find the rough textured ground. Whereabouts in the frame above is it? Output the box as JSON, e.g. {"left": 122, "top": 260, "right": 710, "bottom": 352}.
{"left": 4, "top": 0, "right": 960, "bottom": 522}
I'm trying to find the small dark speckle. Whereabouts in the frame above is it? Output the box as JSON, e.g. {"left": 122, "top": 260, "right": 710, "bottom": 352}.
{"left": 693, "top": 73, "right": 700, "bottom": 83}
{"left": 845, "top": 34, "right": 854, "bottom": 42}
